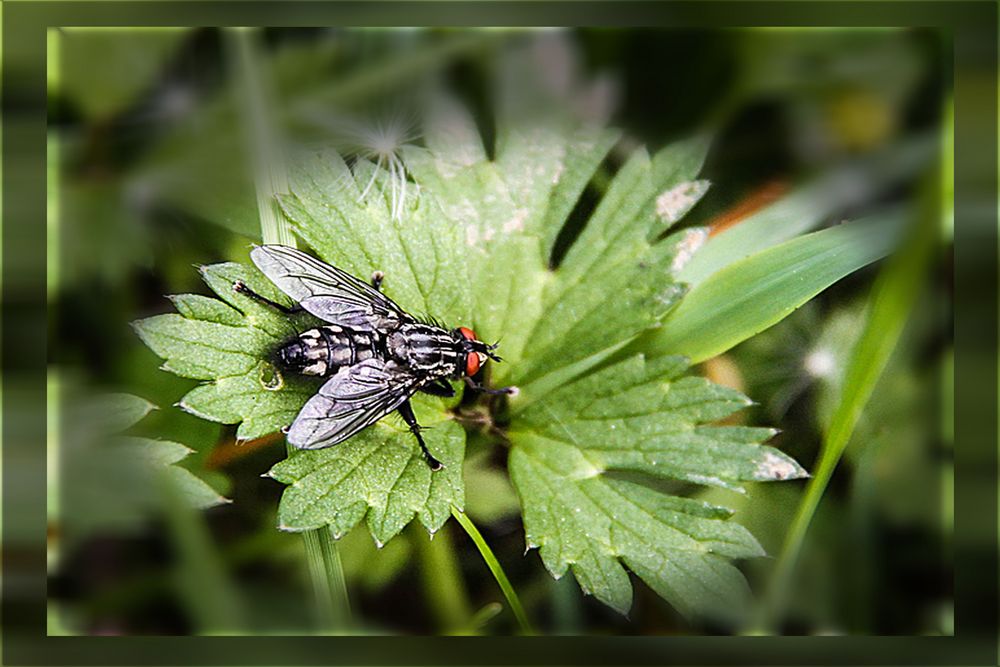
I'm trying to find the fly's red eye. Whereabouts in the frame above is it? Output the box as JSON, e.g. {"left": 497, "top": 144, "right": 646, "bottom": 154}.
{"left": 465, "top": 352, "right": 482, "bottom": 377}
{"left": 458, "top": 326, "right": 477, "bottom": 342}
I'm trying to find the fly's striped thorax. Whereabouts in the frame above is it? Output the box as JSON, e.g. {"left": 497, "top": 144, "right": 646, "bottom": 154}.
{"left": 386, "top": 323, "right": 464, "bottom": 377}
{"left": 276, "top": 325, "right": 377, "bottom": 377}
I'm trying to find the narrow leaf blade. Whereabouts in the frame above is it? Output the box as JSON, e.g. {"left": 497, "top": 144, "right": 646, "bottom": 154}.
{"left": 647, "top": 214, "right": 903, "bottom": 364}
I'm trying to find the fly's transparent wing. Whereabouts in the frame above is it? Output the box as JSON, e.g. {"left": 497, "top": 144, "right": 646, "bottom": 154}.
{"left": 250, "top": 244, "right": 411, "bottom": 331}
{"left": 286, "top": 358, "right": 421, "bottom": 449}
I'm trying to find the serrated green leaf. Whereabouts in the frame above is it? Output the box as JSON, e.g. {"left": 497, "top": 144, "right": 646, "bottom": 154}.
{"left": 509, "top": 354, "right": 800, "bottom": 617}
{"left": 133, "top": 314, "right": 268, "bottom": 380}
{"left": 137, "top": 261, "right": 320, "bottom": 441}
{"left": 268, "top": 403, "right": 464, "bottom": 544}
{"left": 177, "top": 365, "right": 319, "bottom": 433}
{"left": 115, "top": 436, "right": 229, "bottom": 509}
{"left": 115, "top": 436, "right": 230, "bottom": 508}
{"left": 539, "top": 128, "right": 621, "bottom": 259}
{"left": 513, "top": 230, "right": 692, "bottom": 389}
{"left": 198, "top": 262, "right": 305, "bottom": 339}
{"left": 554, "top": 137, "right": 709, "bottom": 285}
{"left": 505, "top": 137, "right": 711, "bottom": 391}
{"left": 169, "top": 294, "right": 244, "bottom": 326}
{"left": 402, "top": 139, "right": 551, "bottom": 350}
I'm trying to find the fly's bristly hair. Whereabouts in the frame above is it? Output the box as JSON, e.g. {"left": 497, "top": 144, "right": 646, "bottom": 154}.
{"left": 417, "top": 314, "right": 447, "bottom": 330}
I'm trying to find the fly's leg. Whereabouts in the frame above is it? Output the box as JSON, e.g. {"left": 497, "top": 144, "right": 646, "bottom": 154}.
{"left": 232, "top": 281, "right": 301, "bottom": 315}
{"left": 420, "top": 379, "right": 455, "bottom": 398}
{"left": 464, "top": 376, "right": 517, "bottom": 396}
{"left": 397, "top": 399, "right": 443, "bottom": 471}
{"left": 370, "top": 271, "right": 385, "bottom": 291}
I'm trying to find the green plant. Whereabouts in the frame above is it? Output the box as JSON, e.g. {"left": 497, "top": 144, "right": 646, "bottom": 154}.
{"left": 59, "top": 392, "right": 229, "bottom": 547}
{"left": 133, "top": 98, "right": 901, "bottom": 622}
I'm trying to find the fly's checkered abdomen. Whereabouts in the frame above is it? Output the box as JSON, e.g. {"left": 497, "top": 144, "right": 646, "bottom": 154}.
{"left": 277, "top": 325, "right": 376, "bottom": 377}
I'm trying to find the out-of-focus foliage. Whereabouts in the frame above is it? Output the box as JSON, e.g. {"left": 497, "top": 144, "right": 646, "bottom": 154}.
{"left": 49, "top": 27, "right": 948, "bottom": 636}
{"left": 53, "top": 28, "right": 189, "bottom": 121}
{"left": 57, "top": 392, "right": 228, "bottom": 554}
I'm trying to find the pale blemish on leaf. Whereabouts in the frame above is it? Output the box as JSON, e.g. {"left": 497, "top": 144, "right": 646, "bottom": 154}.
{"left": 550, "top": 161, "right": 565, "bottom": 185}
{"left": 465, "top": 224, "right": 479, "bottom": 247}
{"left": 258, "top": 361, "right": 284, "bottom": 391}
{"left": 503, "top": 208, "right": 529, "bottom": 234}
{"left": 656, "top": 179, "right": 711, "bottom": 225}
{"left": 671, "top": 228, "right": 709, "bottom": 275}
{"left": 685, "top": 473, "right": 746, "bottom": 493}
{"left": 753, "top": 449, "right": 809, "bottom": 482}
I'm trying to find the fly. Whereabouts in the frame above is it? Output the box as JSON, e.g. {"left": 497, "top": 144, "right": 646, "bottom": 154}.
{"left": 232, "top": 244, "right": 511, "bottom": 470}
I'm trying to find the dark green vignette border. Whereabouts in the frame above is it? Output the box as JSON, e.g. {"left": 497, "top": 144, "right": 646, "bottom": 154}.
{"left": 3, "top": 2, "right": 996, "bottom": 665}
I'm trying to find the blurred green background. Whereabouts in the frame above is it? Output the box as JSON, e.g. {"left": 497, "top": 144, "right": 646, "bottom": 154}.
{"left": 47, "top": 27, "right": 950, "bottom": 636}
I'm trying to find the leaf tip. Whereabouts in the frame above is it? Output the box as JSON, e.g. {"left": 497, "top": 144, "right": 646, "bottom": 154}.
{"left": 657, "top": 183, "right": 711, "bottom": 227}
{"left": 754, "top": 448, "right": 808, "bottom": 482}
{"left": 175, "top": 400, "right": 214, "bottom": 422}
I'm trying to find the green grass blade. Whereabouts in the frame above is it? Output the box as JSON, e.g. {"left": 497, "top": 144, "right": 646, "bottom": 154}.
{"left": 679, "top": 135, "right": 933, "bottom": 286}
{"left": 753, "top": 193, "right": 937, "bottom": 632}
{"left": 451, "top": 507, "right": 535, "bottom": 635}
{"left": 677, "top": 182, "right": 834, "bottom": 287}
{"left": 645, "top": 213, "right": 904, "bottom": 364}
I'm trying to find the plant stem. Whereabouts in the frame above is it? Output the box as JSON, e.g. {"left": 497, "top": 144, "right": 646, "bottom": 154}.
{"left": 451, "top": 507, "right": 535, "bottom": 635}
{"left": 752, "top": 175, "right": 938, "bottom": 633}
{"left": 161, "top": 481, "right": 246, "bottom": 634}
{"left": 228, "top": 26, "right": 351, "bottom": 632}
{"left": 300, "top": 521, "right": 351, "bottom": 632}
{"left": 550, "top": 574, "right": 582, "bottom": 635}
{"left": 229, "top": 27, "right": 295, "bottom": 248}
